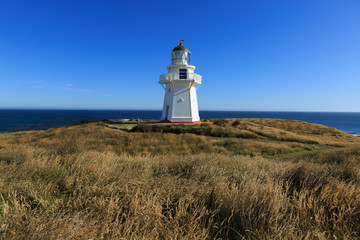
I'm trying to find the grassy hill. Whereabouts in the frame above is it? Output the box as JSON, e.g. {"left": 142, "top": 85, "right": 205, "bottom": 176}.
{"left": 0, "top": 119, "right": 360, "bottom": 239}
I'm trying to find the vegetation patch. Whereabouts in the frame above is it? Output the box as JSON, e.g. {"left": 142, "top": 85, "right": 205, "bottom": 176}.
{"left": 0, "top": 119, "right": 359, "bottom": 239}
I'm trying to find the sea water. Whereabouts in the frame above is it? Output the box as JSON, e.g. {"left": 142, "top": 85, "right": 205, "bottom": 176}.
{"left": 0, "top": 110, "right": 360, "bottom": 135}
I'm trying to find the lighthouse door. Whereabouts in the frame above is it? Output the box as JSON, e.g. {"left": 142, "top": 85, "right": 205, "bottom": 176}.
{"left": 165, "top": 105, "right": 169, "bottom": 121}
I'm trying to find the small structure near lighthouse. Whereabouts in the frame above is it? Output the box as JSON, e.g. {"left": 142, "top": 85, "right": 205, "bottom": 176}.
{"left": 159, "top": 40, "right": 202, "bottom": 123}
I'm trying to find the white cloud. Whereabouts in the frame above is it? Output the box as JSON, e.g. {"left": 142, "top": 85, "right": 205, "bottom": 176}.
{"left": 58, "top": 85, "right": 96, "bottom": 93}
{"left": 31, "top": 82, "right": 110, "bottom": 95}
{"left": 28, "top": 80, "right": 41, "bottom": 84}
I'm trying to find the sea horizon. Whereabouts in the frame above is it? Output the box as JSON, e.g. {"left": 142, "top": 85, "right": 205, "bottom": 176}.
{"left": 1, "top": 108, "right": 360, "bottom": 113}
{"left": 1, "top": 109, "right": 360, "bottom": 136}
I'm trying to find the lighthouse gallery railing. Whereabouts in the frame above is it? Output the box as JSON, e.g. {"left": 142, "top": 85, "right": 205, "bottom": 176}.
{"left": 159, "top": 73, "right": 202, "bottom": 84}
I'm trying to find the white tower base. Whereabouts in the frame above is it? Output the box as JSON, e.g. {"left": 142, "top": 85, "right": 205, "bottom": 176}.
{"left": 161, "top": 82, "right": 200, "bottom": 123}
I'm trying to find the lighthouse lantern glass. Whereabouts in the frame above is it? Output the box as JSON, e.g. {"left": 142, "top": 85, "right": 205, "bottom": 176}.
{"left": 171, "top": 51, "right": 190, "bottom": 65}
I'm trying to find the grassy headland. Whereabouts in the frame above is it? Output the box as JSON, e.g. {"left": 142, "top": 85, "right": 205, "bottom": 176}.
{"left": 0, "top": 118, "right": 360, "bottom": 239}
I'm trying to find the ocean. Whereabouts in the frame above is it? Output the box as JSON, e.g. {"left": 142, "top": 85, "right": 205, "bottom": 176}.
{"left": 1, "top": 110, "right": 360, "bottom": 136}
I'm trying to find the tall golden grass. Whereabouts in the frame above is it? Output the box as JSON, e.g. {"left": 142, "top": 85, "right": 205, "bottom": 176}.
{"left": 0, "top": 120, "right": 359, "bottom": 239}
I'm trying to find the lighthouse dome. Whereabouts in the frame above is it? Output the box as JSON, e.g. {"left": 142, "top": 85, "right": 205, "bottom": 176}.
{"left": 171, "top": 40, "right": 191, "bottom": 65}
{"left": 172, "top": 42, "right": 190, "bottom": 53}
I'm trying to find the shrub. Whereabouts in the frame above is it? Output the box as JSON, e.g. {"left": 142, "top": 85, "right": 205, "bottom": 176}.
{"left": 231, "top": 120, "right": 240, "bottom": 127}
{"left": 213, "top": 119, "right": 229, "bottom": 126}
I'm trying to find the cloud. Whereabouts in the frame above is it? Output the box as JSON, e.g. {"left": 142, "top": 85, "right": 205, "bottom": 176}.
{"left": 28, "top": 80, "right": 41, "bottom": 84}
{"left": 57, "top": 85, "right": 97, "bottom": 93}
{"left": 29, "top": 80, "right": 113, "bottom": 96}
{"left": 32, "top": 82, "right": 109, "bottom": 95}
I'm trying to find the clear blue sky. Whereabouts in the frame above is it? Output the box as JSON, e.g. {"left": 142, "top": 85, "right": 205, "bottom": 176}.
{"left": 0, "top": 0, "right": 359, "bottom": 111}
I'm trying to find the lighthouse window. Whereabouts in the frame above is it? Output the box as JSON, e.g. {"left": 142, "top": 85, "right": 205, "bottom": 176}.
{"left": 179, "top": 69, "right": 187, "bottom": 79}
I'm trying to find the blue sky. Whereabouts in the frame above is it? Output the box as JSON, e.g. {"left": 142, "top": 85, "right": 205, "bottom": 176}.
{"left": 0, "top": 0, "right": 359, "bottom": 111}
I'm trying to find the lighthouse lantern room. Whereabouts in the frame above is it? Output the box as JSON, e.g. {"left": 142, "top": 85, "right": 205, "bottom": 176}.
{"left": 159, "top": 41, "right": 202, "bottom": 123}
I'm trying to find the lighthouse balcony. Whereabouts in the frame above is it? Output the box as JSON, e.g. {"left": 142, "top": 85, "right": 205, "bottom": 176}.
{"left": 159, "top": 73, "right": 202, "bottom": 84}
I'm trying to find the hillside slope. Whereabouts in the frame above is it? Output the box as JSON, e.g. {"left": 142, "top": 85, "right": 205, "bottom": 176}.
{"left": 0, "top": 119, "right": 359, "bottom": 239}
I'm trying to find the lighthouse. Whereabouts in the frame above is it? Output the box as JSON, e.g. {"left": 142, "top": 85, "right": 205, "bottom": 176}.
{"left": 159, "top": 40, "right": 202, "bottom": 123}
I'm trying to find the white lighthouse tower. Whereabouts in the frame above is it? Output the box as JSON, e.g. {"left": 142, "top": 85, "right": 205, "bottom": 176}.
{"left": 159, "top": 40, "right": 202, "bottom": 123}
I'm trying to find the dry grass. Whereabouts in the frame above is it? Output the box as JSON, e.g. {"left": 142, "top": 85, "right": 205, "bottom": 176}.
{"left": 0, "top": 122, "right": 322, "bottom": 158}
{"left": 132, "top": 118, "right": 360, "bottom": 146}
{"left": 0, "top": 119, "right": 360, "bottom": 239}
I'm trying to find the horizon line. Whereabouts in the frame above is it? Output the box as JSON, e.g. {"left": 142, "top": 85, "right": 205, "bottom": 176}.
{"left": 0, "top": 108, "right": 360, "bottom": 113}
